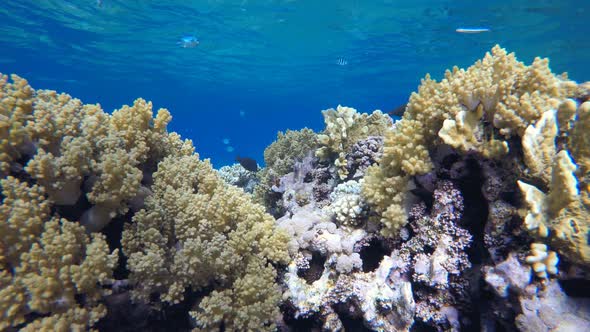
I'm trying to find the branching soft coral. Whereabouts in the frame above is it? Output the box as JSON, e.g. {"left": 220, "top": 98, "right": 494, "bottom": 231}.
{"left": 0, "top": 73, "right": 199, "bottom": 330}
{"left": 363, "top": 45, "right": 577, "bottom": 238}
{"left": 0, "top": 177, "right": 49, "bottom": 266}
{"left": 0, "top": 74, "right": 35, "bottom": 174}
{"left": 5, "top": 74, "right": 187, "bottom": 230}
{"left": 0, "top": 177, "right": 118, "bottom": 330}
{"left": 122, "top": 153, "right": 290, "bottom": 330}
{"left": 1, "top": 72, "right": 292, "bottom": 330}
{"left": 190, "top": 259, "right": 282, "bottom": 331}
{"left": 109, "top": 98, "right": 172, "bottom": 164}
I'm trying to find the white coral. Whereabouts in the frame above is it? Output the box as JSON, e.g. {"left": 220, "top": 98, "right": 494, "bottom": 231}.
{"left": 327, "top": 180, "right": 367, "bottom": 226}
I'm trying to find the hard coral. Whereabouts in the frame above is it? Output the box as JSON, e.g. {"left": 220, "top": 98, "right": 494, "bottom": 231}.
{"left": 517, "top": 99, "right": 590, "bottom": 266}
{"left": 399, "top": 180, "right": 472, "bottom": 329}
{"left": 346, "top": 135, "right": 384, "bottom": 179}
{"left": 327, "top": 180, "right": 367, "bottom": 227}
{"left": 218, "top": 163, "right": 259, "bottom": 193}
{"left": 316, "top": 105, "right": 392, "bottom": 180}
{"left": 278, "top": 208, "right": 414, "bottom": 331}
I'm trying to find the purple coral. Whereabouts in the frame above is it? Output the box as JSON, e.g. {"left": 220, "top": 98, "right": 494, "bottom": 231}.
{"left": 398, "top": 180, "right": 473, "bottom": 328}
{"left": 272, "top": 155, "right": 337, "bottom": 215}
{"left": 346, "top": 136, "right": 384, "bottom": 179}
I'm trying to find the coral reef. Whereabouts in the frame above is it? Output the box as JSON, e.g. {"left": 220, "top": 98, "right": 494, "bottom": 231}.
{"left": 316, "top": 105, "right": 392, "bottom": 180}
{"left": 263, "top": 128, "right": 319, "bottom": 177}
{"left": 346, "top": 135, "right": 384, "bottom": 179}
{"left": 253, "top": 129, "right": 320, "bottom": 216}
{"left": 0, "top": 176, "right": 118, "bottom": 330}
{"left": 0, "top": 74, "right": 290, "bottom": 331}
{"left": 2, "top": 44, "right": 590, "bottom": 331}
{"left": 270, "top": 154, "right": 337, "bottom": 216}
{"left": 278, "top": 207, "right": 414, "bottom": 331}
{"left": 396, "top": 181, "right": 472, "bottom": 329}
{"left": 121, "top": 154, "right": 290, "bottom": 331}
{"left": 362, "top": 45, "right": 578, "bottom": 238}
{"left": 218, "top": 163, "right": 258, "bottom": 193}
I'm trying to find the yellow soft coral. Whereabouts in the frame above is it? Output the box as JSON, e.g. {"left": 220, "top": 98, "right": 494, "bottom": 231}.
{"left": 26, "top": 90, "right": 87, "bottom": 150}
{"left": 109, "top": 98, "right": 172, "bottom": 164}
{"left": 122, "top": 153, "right": 290, "bottom": 328}
{"left": 0, "top": 186, "right": 118, "bottom": 330}
{"left": 361, "top": 165, "right": 409, "bottom": 236}
{"left": 0, "top": 177, "right": 49, "bottom": 266}
{"left": 438, "top": 104, "right": 508, "bottom": 158}
{"left": 19, "top": 305, "right": 107, "bottom": 332}
{"left": 0, "top": 73, "right": 206, "bottom": 330}
{"left": 190, "top": 259, "right": 282, "bottom": 332}
{"left": 0, "top": 74, "right": 35, "bottom": 174}
{"left": 2, "top": 76, "right": 187, "bottom": 231}
{"left": 363, "top": 45, "right": 577, "bottom": 238}
{"left": 25, "top": 136, "right": 93, "bottom": 205}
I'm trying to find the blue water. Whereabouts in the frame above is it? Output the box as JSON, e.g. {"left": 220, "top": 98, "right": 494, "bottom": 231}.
{"left": 1, "top": 0, "right": 588, "bottom": 167}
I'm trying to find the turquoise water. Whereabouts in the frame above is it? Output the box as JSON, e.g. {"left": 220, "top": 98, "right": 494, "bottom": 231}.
{"left": 0, "top": 0, "right": 588, "bottom": 166}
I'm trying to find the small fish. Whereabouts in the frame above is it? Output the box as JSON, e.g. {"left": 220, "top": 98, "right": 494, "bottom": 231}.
{"left": 222, "top": 138, "right": 230, "bottom": 145}
{"left": 455, "top": 27, "right": 490, "bottom": 34}
{"left": 177, "top": 35, "right": 199, "bottom": 48}
{"left": 226, "top": 146, "right": 235, "bottom": 153}
{"left": 388, "top": 103, "right": 407, "bottom": 117}
{"left": 236, "top": 156, "right": 258, "bottom": 172}
{"left": 336, "top": 57, "right": 348, "bottom": 66}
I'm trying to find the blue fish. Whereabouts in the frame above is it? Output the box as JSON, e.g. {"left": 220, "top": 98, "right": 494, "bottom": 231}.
{"left": 177, "top": 35, "right": 199, "bottom": 48}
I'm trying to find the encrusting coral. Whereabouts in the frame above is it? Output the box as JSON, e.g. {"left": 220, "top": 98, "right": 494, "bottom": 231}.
{"left": 345, "top": 136, "right": 384, "bottom": 179}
